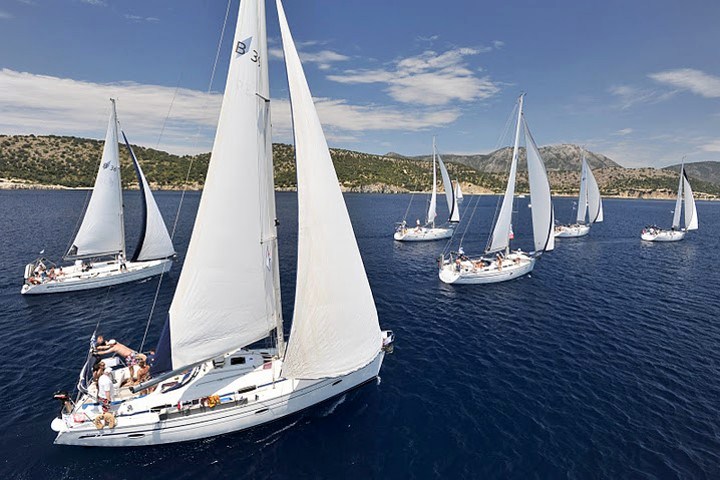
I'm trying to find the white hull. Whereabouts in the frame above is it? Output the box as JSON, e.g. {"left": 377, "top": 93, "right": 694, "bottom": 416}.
{"left": 641, "top": 229, "right": 685, "bottom": 242}
{"left": 22, "top": 259, "right": 172, "bottom": 295}
{"left": 394, "top": 226, "right": 454, "bottom": 242}
{"left": 439, "top": 251, "right": 535, "bottom": 284}
{"left": 554, "top": 224, "right": 590, "bottom": 238}
{"left": 52, "top": 349, "right": 384, "bottom": 447}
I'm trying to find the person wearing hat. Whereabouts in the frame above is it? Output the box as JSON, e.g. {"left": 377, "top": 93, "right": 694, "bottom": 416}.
{"left": 98, "top": 367, "right": 114, "bottom": 404}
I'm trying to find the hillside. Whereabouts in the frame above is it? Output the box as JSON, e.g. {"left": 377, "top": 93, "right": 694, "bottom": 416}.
{"left": 664, "top": 161, "right": 720, "bottom": 186}
{"left": 1, "top": 134, "right": 718, "bottom": 198}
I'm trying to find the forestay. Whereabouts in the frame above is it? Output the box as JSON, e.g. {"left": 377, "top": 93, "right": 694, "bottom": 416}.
{"left": 524, "top": 119, "right": 555, "bottom": 253}
{"left": 166, "top": 0, "right": 279, "bottom": 369}
{"left": 123, "top": 133, "right": 175, "bottom": 262}
{"left": 278, "top": 0, "right": 381, "bottom": 379}
{"left": 67, "top": 99, "right": 125, "bottom": 259}
{"left": 586, "top": 157, "right": 603, "bottom": 223}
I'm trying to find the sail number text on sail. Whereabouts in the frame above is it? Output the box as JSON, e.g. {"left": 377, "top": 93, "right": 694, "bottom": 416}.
{"left": 237, "top": 39, "right": 261, "bottom": 66}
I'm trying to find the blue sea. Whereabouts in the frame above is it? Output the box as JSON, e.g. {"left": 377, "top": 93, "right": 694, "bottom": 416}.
{"left": 1, "top": 190, "right": 719, "bottom": 479}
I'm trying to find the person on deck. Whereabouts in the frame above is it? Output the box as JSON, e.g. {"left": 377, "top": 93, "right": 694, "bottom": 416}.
{"left": 98, "top": 367, "right": 114, "bottom": 404}
{"left": 96, "top": 339, "right": 136, "bottom": 359}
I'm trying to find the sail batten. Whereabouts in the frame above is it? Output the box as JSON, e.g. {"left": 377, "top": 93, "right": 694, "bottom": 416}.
{"left": 166, "top": 0, "right": 279, "bottom": 369}
{"left": 278, "top": 0, "right": 381, "bottom": 380}
{"left": 67, "top": 99, "right": 125, "bottom": 259}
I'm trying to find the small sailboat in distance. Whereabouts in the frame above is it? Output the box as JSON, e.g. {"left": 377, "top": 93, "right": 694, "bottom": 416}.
{"left": 394, "top": 138, "right": 460, "bottom": 241}
{"left": 22, "top": 100, "right": 175, "bottom": 294}
{"left": 555, "top": 153, "right": 603, "bottom": 238}
{"left": 439, "top": 94, "right": 555, "bottom": 284}
{"left": 51, "top": 0, "right": 393, "bottom": 446}
{"left": 641, "top": 162, "right": 698, "bottom": 242}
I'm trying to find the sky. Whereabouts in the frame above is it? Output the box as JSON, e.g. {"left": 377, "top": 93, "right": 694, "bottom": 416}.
{"left": 1, "top": 0, "right": 720, "bottom": 168}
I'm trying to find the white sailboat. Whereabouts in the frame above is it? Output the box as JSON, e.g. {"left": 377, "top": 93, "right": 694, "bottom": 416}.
{"left": 641, "top": 163, "right": 698, "bottom": 242}
{"left": 554, "top": 154, "right": 603, "bottom": 238}
{"left": 22, "top": 100, "right": 175, "bottom": 295}
{"left": 394, "top": 138, "right": 460, "bottom": 241}
{"left": 50, "top": 0, "right": 393, "bottom": 446}
{"left": 439, "top": 94, "right": 554, "bottom": 284}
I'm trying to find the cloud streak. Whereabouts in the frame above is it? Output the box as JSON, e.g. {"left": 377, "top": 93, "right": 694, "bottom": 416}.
{"left": 327, "top": 47, "right": 500, "bottom": 106}
{"left": 649, "top": 68, "right": 720, "bottom": 98}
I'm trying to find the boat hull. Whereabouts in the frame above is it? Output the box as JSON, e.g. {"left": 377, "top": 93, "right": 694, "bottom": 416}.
{"left": 394, "top": 227, "right": 454, "bottom": 242}
{"left": 439, "top": 251, "right": 535, "bottom": 284}
{"left": 52, "top": 351, "right": 384, "bottom": 447}
{"left": 22, "top": 258, "right": 172, "bottom": 295}
{"left": 554, "top": 224, "right": 590, "bottom": 238}
{"left": 641, "top": 229, "right": 685, "bottom": 242}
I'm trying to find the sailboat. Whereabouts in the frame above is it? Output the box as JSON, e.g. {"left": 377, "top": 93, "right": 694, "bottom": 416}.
{"left": 394, "top": 138, "right": 461, "bottom": 241}
{"left": 22, "top": 100, "right": 175, "bottom": 295}
{"left": 641, "top": 163, "right": 698, "bottom": 242}
{"left": 554, "top": 154, "right": 603, "bottom": 238}
{"left": 438, "top": 94, "right": 554, "bottom": 284}
{"left": 50, "top": 0, "right": 393, "bottom": 446}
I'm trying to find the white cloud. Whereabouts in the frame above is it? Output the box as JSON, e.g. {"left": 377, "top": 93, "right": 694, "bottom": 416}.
{"left": 0, "top": 10, "right": 13, "bottom": 19}
{"left": 80, "top": 0, "right": 107, "bottom": 6}
{"left": 0, "top": 69, "right": 458, "bottom": 153}
{"left": 608, "top": 84, "right": 677, "bottom": 110}
{"left": 124, "top": 14, "right": 160, "bottom": 23}
{"left": 649, "top": 68, "right": 720, "bottom": 98}
{"left": 492, "top": 40, "right": 505, "bottom": 49}
{"left": 700, "top": 141, "right": 720, "bottom": 153}
{"left": 269, "top": 48, "right": 349, "bottom": 70}
{"left": 615, "top": 128, "right": 633, "bottom": 136}
{"left": 327, "top": 47, "right": 500, "bottom": 106}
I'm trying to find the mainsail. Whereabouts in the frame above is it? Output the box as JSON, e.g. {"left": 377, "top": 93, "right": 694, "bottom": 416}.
{"left": 683, "top": 168, "right": 698, "bottom": 231}
{"left": 278, "top": 0, "right": 381, "bottom": 379}
{"left": 427, "top": 139, "right": 438, "bottom": 226}
{"left": 67, "top": 99, "right": 125, "bottom": 259}
{"left": 455, "top": 182, "right": 464, "bottom": 204}
{"left": 672, "top": 166, "right": 684, "bottom": 230}
{"left": 586, "top": 157, "right": 603, "bottom": 223}
{"left": 164, "top": 0, "right": 280, "bottom": 369}
{"left": 436, "top": 150, "right": 459, "bottom": 222}
{"left": 122, "top": 132, "right": 175, "bottom": 262}
{"left": 575, "top": 158, "right": 589, "bottom": 224}
{"left": 524, "top": 118, "right": 555, "bottom": 253}
{"left": 487, "top": 95, "right": 523, "bottom": 253}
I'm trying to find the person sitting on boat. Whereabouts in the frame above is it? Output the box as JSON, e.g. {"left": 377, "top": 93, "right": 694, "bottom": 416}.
{"left": 119, "top": 253, "right": 128, "bottom": 272}
{"left": 455, "top": 257, "right": 462, "bottom": 272}
{"left": 92, "top": 361, "right": 106, "bottom": 385}
{"left": 123, "top": 354, "right": 150, "bottom": 387}
{"left": 415, "top": 219, "right": 421, "bottom": 232}
{"left": 56, "top": 266, "right": 64, "bottom": 277}
{"left": 97, "top": 367, "right": 114, "bottom": 404}
{"left": 496, "top": 253, "right": 504, "bottom": 271}
{"left": 27, "top": 274, "right": 41, "bottom": 285}
{"left": 474, "top": 260, "right": 485, "bottom": 270}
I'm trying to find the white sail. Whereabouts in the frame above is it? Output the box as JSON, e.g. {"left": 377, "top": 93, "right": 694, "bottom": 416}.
{"left": 278, "top": 0, "right": 381, "bottom": 380}
{"left": 672, "top": 167, "right": 683, "bottom": 230}
{"left": 67, "top": 99, "right": 125, "bottom": 259}
{"left": 456, "top": 182, "right": 464, "bottom": 204}
{"left": 575, "top": 157, "right": 588, "bottom": 224}
{"left": 586, "top": 158, "right": 603, "bottom": 223}
{"left": 487, "top": 95, "right": 523, "bottom": 253}
{"left": 436, "top": 151, "right": 459, "bottom": 222}
{"left": 524, "top": 118, "right": 555, "bottom": 253}
{"left": 427, "top": 140, "right": 437, "bottom": 226}
{"left": 683, "top": 171, "right": 698, "bottom": 231}
{"left": 123, "top": 133, "right": 176, "bottom": 262}
{"left": 167, "top": 0, "right": 279, "bottom": 369}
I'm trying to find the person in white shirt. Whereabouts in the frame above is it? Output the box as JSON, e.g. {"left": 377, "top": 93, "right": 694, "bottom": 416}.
{"left": 98, "top": 368, "right": 114, "bottom": 404}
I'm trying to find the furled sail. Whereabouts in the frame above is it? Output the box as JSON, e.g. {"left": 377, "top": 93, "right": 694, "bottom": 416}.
{"left": 586, "top": 157, "right": 603, "bottom": 223}
{"left": 436, "top": 151, "right": 459, "bottom": 222}
{"left": 165, "top": 0, "right": 279, "bottom": 369}
{"left": 524, "top": 118, "right": 555, "bottom": 253}
{"left": 427, "top": 142, "right": 437, "bottom": 226}
{"left": 683, "top": 169, "right": 698, "bottom": 231}
{"left": 487, "top": 96, "right": 523, "bottom": 253}
{"left": 122, "top": 132, "right": 175, "bottom": 262}
{"left": 575, "top": 157, "right": 589, "bottom": 224}
{"left": 278, "top": 0, "right": 381, "bottom": 379}
{"left": 455, "top": 182, "right": 464, "bottom": 204}
{"left": 672, "top": 167, "right": 683, "bottom": 230}
{"left": 66, "top": 99, "right": 125, "bottom": 259}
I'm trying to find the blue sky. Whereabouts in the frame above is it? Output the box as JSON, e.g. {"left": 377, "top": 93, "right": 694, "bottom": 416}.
{"left": 1, "top": 0, "right": 720, "bottom": 167}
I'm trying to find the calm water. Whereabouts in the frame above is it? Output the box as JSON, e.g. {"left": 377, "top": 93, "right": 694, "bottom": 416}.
{"left": 1, "top": 190, "right": 719, "bottom": 479}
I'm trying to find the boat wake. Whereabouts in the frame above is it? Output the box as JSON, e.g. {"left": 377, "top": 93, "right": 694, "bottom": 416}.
{"left": 321, "top": 394, "right": 347, "bottom": 417}
{"left": 254, "top": 419, "right": 301, "bottom": 446}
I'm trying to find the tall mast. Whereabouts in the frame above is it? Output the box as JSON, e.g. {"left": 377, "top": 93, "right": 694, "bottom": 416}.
{"left": 111, "top": 99, "right": 127, "bottom": 259}
{"left": 507, "top": 94, "right": 524, "bottom": 252}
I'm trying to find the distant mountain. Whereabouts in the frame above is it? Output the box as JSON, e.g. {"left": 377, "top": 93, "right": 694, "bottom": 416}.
{"left": 664, "top": 161, "right": 720, "bottom": 186}
{"left": 399, "top": 144, "right": 620, "bottom": 172}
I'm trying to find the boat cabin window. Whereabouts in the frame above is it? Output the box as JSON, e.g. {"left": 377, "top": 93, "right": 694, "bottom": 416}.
{"left": 230, "top": 357, "right": 246, "bottom": 366}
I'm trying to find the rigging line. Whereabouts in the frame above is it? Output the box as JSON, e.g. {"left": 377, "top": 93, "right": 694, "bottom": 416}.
{"left": 139, "top": 0, "right": 234, "bottom": 353}
{"left": 401, "top": 191, "right": 415, "bottom": 223}
{"left": 63, "top": 188, "right": 92, "bottom": 260}
{"left": 155, "top": 74, "right": 183, "bottom": 150}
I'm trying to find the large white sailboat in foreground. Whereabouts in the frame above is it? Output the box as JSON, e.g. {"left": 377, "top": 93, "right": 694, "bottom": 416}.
{"left": 22, "top": 100, "right": 175, "bottom": 295}
{"left": 555, "top": 154, "right": 603, "bottom": 238}
{"left": 439, "top": 94, "right": 554, "bottom": 284}
{"left": 394, "top": 138, "right": 461, "bottom": 241}
{"left": 641, "top": 163, "right": 698, "bottom": 242}
{"left": 51, "top": 0, "right": 393, "bottom": 446}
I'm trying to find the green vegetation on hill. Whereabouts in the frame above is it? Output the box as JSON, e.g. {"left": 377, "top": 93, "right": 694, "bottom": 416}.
{"left": 1, "top": 134, "right": 719, "bottom": 198}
